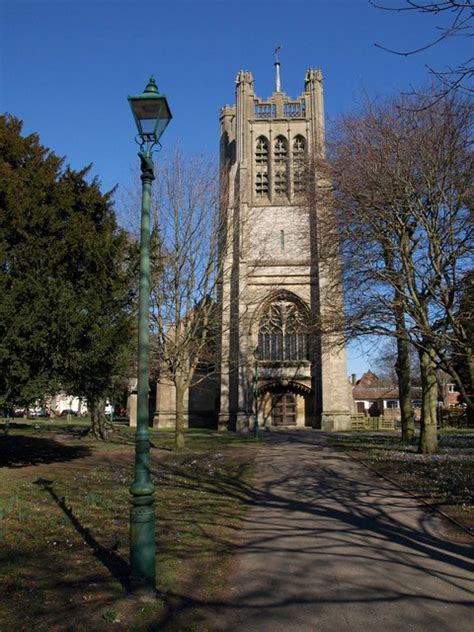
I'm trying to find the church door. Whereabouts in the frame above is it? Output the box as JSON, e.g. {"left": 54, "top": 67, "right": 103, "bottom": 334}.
{"left": 272, "top": 393, "right": 297, "bottom": 426}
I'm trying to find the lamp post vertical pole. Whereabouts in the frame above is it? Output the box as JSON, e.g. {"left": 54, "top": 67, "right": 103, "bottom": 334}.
{"left": 130, "top": 149, "right": 156, "bottom": 594}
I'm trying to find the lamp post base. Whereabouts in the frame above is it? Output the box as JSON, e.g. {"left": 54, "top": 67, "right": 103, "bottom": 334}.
{"left": 129, "top": 494, "right": 156, "bottom": 594}
{"left": 128, "top": 579, "right": 159, "bottom": 602}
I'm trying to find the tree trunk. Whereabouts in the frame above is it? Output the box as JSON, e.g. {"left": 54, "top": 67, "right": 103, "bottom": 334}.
{"left": 466, "top": 353, "right": 474, "bottom": 426}
{"left": 395, "top": 324, "right": 415, "bottom": 443}
{"left": 386, "top": 254, "right": 415, "bottom": 442}
{"left": 175, "top": 379, "right": 186, "bottom": 450}
{"left": 418, "top": 347, "right": 438, "bottom": 454}
{"left": 90, "top": 397, "right": 110, "bottom": 440}
{"left": 441, "top": 346, "right": 474, "bottom": 423}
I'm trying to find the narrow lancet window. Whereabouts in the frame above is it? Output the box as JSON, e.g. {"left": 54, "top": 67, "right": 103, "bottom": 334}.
{"left": 256, "top": 136, "right": 269, "bottom": 164}
{"left": 292, "top": 135, "right": 306, "bottom": 195}
{"left": 274, "top": 136, "right": 288, "bottom": 196}
{"left": 255, "top": 136, "right": 269, "bottom": 196}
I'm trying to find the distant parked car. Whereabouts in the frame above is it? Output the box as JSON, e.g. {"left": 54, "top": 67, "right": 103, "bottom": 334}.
{"left": 28, "top": 408, "right": 50, "bottom": 418}
{"left": 60, "top": 409, "right": 78, "bottom": 417}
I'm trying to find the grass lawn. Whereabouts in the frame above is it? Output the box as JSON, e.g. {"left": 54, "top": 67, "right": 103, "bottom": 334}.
{"left": 0, "top": 419, "right": 259, "bottom": 631}
{"left": 329, "top": 431, "right": 474, "bottom": 538}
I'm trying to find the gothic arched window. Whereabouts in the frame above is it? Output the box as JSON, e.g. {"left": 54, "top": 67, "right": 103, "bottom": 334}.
{"left": 255, "top": 136, "right": 269, "bottom": 196}
{"left": 293, "top": 135, "right": 306, "bottom": 157}
{"left": 274, "top": 136, "right": 288, "bottom": 195}
{"left": 292, "top": 135, "right": 306, "bottom": 195}
{"left": 258, "top": 298, "right": 308, "bottom": 361}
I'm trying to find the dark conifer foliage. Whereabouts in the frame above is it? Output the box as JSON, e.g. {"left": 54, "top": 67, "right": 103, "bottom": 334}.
{"left": 0, "top": 115, "right": 134, "bottom": 437}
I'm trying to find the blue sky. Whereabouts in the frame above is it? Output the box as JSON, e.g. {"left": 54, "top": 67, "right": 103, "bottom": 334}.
{"left": 1, "top": 0, "right": 470, "bottom": 375}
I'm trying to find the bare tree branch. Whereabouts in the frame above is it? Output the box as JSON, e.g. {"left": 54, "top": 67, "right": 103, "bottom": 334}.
{"left": 371, "top": 0, "right": 474, "bottom": 101}
{"left": 320, "top": 90, "right": 473, "bottom": 450}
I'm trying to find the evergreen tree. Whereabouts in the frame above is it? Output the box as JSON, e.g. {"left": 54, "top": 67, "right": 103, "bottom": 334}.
{"left": 0, "top": 115, "right": 134, "bottom": 436}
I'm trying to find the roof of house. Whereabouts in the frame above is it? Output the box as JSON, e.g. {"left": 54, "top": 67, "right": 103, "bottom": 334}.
{"left": 355, "top": 370, "right": 379, "bottom": 387}
{"left": 352, "top": 371, "right": 422, "bottom": 401}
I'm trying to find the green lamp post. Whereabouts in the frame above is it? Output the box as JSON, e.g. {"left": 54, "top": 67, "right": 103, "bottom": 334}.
{"left": 253, "top": 348, "right": 260, "bottom": 439}
{"left": 128, "top": 76, "right": 172, "bottom": 594}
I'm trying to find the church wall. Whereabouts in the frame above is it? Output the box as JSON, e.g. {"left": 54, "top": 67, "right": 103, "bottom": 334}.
{"left": 188, "top": 371, "right": 219, "bottom": 429}
{"left": 244, "top": 205, "right": 311, "bottom": 264}
{"left": 154, "top": 374, "right": 182, "bottom": 428}
{"left": 153, "top": 369, "right": 218, "bottom": 430}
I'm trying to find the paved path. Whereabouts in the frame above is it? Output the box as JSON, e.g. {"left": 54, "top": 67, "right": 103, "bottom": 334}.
{"left": 210, "top": 432, "right": 473, "bottom": 631}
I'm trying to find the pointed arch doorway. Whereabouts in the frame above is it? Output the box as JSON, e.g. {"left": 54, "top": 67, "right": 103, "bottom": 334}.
{"left": 256, "top": 380, "right": 314, "bottom": 428}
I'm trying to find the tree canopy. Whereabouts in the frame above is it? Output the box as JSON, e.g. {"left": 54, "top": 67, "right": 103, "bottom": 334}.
{"left": 0, "top": 115, "right": 134, "bottom": 436}
{"left": 318, "top": 91, "right": 473, "bottom": 451}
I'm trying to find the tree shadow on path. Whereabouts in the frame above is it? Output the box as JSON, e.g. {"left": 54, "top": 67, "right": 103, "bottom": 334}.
{"left": 147, "top": 430, "right": 474, "bottom": 631}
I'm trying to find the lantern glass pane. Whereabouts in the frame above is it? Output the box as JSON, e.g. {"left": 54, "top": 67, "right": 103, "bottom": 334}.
{"left": 132, "top": 99, "right": 163, "bottom": 121}
{"left": 129, "top": 96, "right": 172, "bottom": 140}
{"left": 139, "top": 117, "right": 158, "bottom": 135}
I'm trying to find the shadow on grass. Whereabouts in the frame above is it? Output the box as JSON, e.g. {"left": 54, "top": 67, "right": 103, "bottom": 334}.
{"left": 0, "top": 435, "right": 92, "bottom": 468}
{"left": 34, "top": 478, "right": 131, "bottom": 592}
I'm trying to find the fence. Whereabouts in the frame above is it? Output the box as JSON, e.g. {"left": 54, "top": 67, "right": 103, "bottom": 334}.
{"left": 350, "top": 414, "right": 396, "bottom": 431}
{"left": 439, "top": 407, "right": 470, "bottom": 428}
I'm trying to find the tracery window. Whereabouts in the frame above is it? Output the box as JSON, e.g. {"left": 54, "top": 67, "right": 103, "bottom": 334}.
{"left": 258, "top": 298, "right": 308, "bottom": 361}
{"left": 255, "top": 136, "right": 269, "bottom": 196}
{"left": 292, "top": 135, "right": 306, "bottom": 195}
{"left": 274, "top": 136, "right": 288, "bottom": 196}
{"left": 293, "top": 135, "right": 306, "bottom": 157}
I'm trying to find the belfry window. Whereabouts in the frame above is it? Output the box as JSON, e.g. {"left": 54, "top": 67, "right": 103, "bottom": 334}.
{"left": 274, "top": 136, "right": 288, "bottom": 196}
{"left": 255, "top": 171, "right": 269, "bottom": 196}
{"left": 258, "top": 298, "right": 308, "bottom": 361}
{"left": 293, "top": 135, "right": 306, "bottom": 157}
{"left": 255, "top": 136, "right": 269, "bottom": 196}
{"left": 275, "top": 136, "right": 288, "bottom": 162}
{"left": 256, "top": 136, "right": 269, "bottom": 164}
{"left": 292, "top": 135, "right": 306, "bottom": 195}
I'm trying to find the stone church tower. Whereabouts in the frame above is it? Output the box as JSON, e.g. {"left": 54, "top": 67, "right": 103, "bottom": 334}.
{"left": 218, "top": 64, "right": 352, "bottom": 432}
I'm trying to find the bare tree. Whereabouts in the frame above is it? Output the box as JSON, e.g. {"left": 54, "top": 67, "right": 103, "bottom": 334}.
{"left": 149, "top": 151, "right": 228, "bottom": 449}
{"left": 372, "top": 1, "right": 474, "bottom": 103}
{"left": 371, "top": 337, "right": 421, "bottom": 385}
{"left": 304, "top": 153, "right": 417, "bottom": 441}
{"left": 322, "top": 91, "right": 472, "bottom": 453}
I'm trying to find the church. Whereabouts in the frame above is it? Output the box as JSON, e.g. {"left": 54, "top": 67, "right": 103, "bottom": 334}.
{"left": 150, "top": 63, "right": 352, "bottom": 432}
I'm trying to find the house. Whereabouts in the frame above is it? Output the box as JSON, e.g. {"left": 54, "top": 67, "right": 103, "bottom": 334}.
{"left": 48, "top": 392, "right": 88, "bottom": 416}
{"left": 442, "top": 383, "right": 462, "bottom": 408}
{"left": 351, "top": 371, "right": 422, "bottom": 418}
